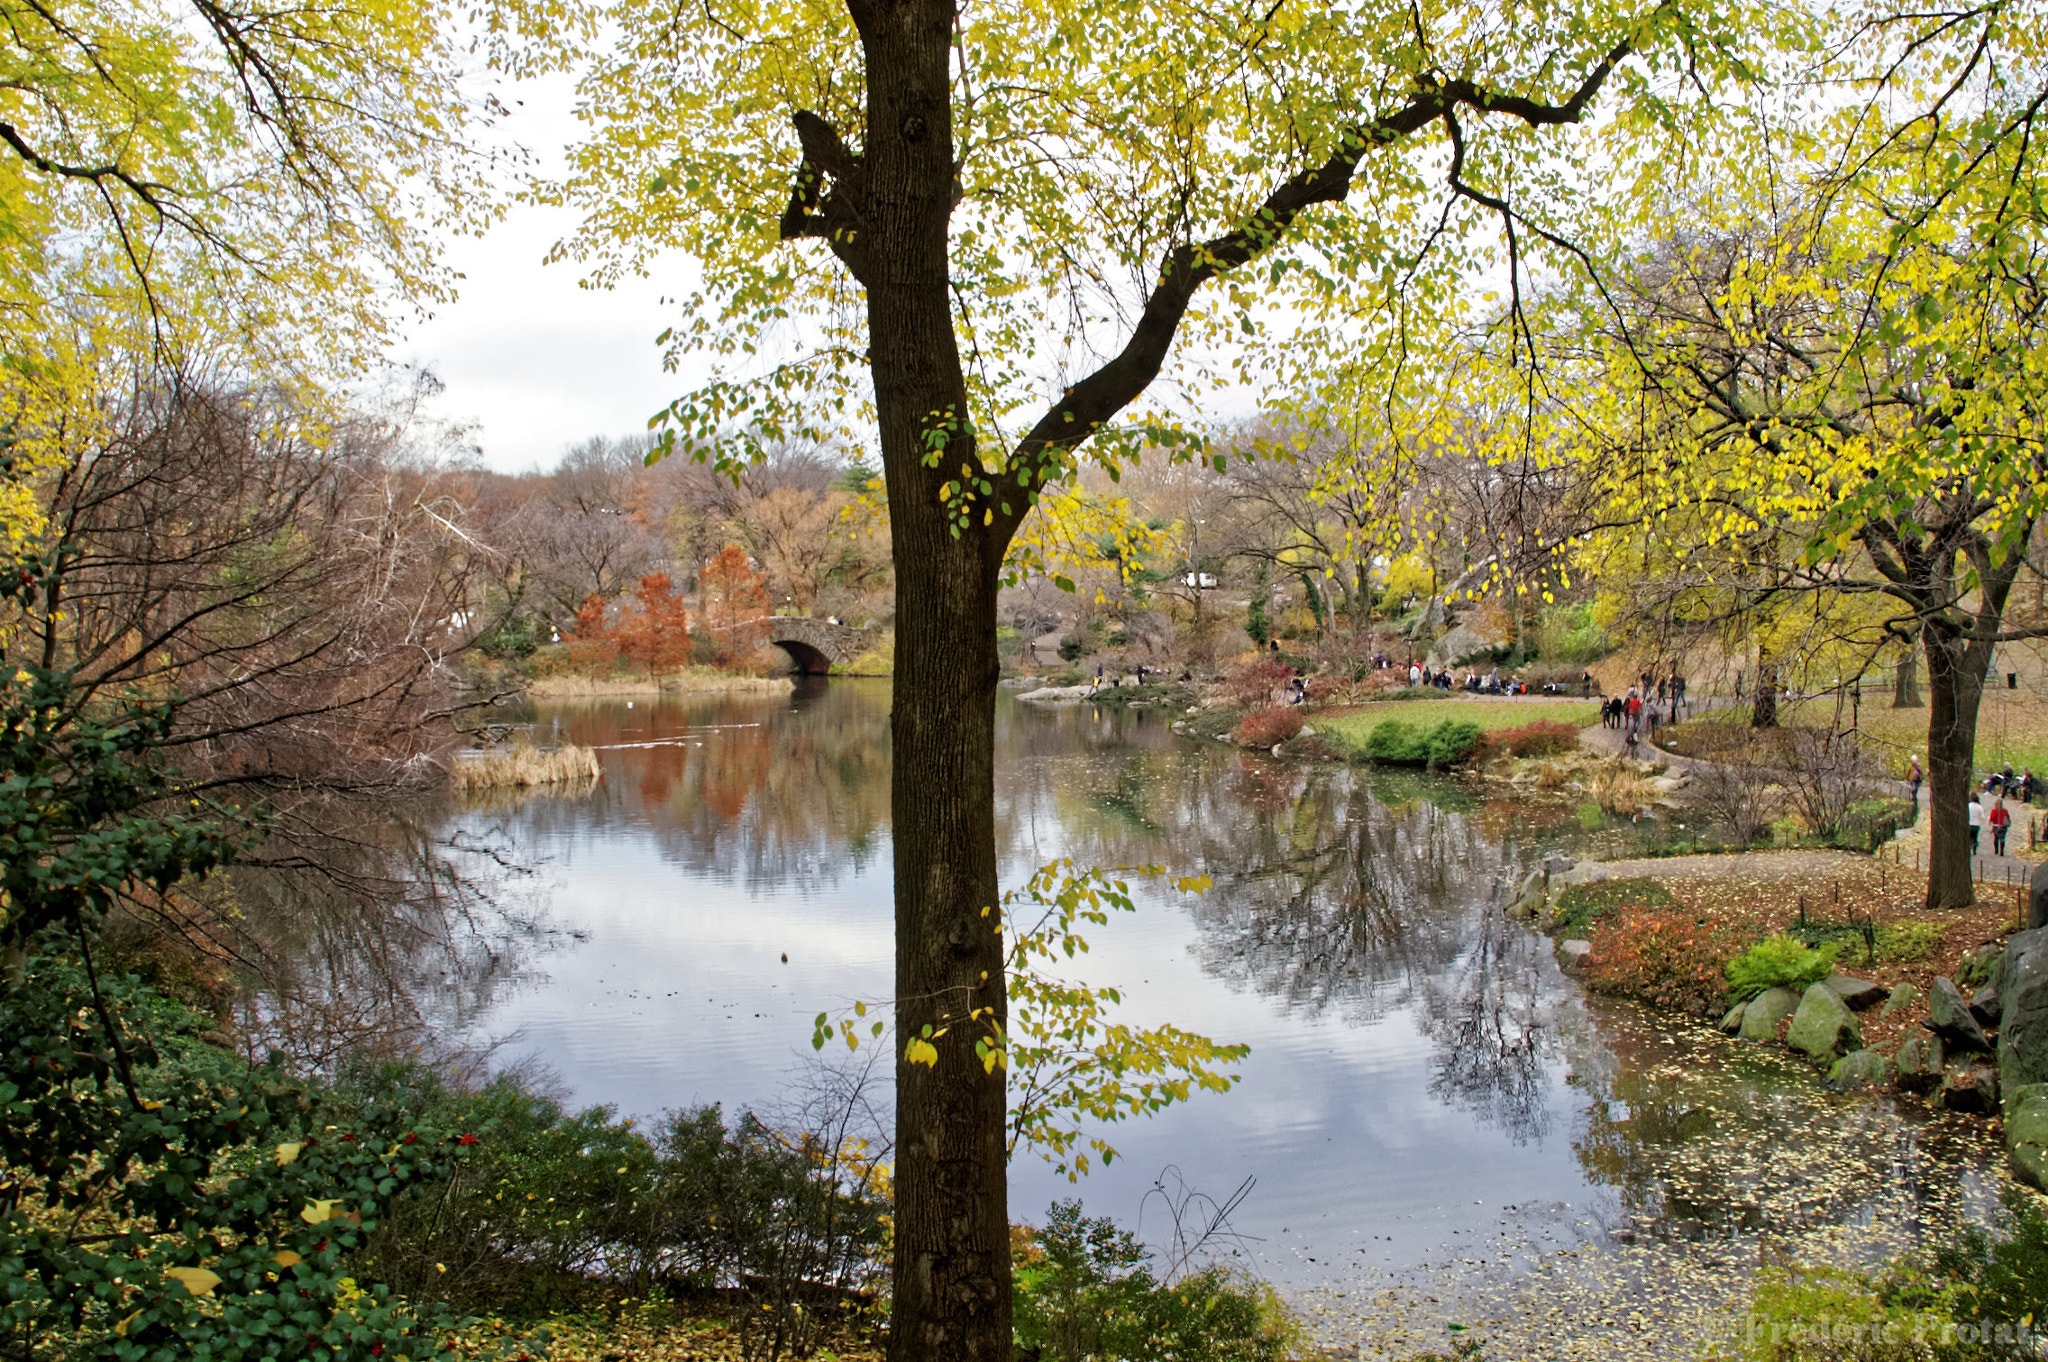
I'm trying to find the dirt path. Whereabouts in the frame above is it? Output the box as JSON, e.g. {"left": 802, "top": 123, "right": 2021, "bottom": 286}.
{"left": 1563, "top": 847, "right": 1883, "bottom": 884}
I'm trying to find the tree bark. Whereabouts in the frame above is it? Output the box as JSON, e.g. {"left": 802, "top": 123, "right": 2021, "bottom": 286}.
{"left": 845, "top": 3, "right": 1012, "bottom": 1357}
{"left": 1923, "top": 625, "right": 1985, "bottom": 909}
{"left": 1752, "top": 649, "right": 1779, "bottom": 728}
{"left": 1893, "top": 639, "right": 1923, "bottom": 708}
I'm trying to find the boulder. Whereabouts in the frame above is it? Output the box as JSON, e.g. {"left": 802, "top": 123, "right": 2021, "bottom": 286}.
{"left": 2006, "top": 1083, "right": 2048, "bottom": 1193}
{"left": 1930, "top": 976, "right": 1993, "bottom": 1054}
{"left": 1739, "top": 987, "right": 1801, "bottom": 1042}
{"left": 1827, "top": 1049, "right": 1894, "bottom": 1089}
{"left": 1559, "top": 939, "right": 1593, "bottom": 964}
{"left": 1718, "top": 1002, "right": 1747, "bottom": 1035}
{"left": 2000, "top": 927, "right": 2048, "bottom": 1094}
{"left": 2032, "top": 860, "right": 2048, "bottom": 932}
{"left": 1786, "top": 983, "right": 1863, "bottom": 1062}
{"left": 1896, "top": 1035, "right": 1945, "bottom": 1092}
{"left": 1423, "top": 618, "right": 1510, "bottom": 670}
{"left": 1972, "top": 984, "right": 2003, "bottom": 1029}
{"left": 1880, "top": 982, "right": 1922, "bottom": 1019}
{"left": 1940, "top": 1063, "right": 2000, "bottom": 1114}
{"left": 1824, "top": 975, "right": 1890, "bottom": 1012}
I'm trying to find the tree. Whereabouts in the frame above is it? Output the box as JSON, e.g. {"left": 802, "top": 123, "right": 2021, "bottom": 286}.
{"left": 552, "top": 1, "right": 1753, "bottom": 1354}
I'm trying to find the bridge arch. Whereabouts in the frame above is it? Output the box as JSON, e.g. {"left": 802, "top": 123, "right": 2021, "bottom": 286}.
{"left": 761, "top": 616, "right": 882, "bottom": 675}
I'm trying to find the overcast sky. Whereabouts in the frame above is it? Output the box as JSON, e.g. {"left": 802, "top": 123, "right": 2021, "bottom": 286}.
{"left": 391, "top": 75, "right": 698, "bottom": 475}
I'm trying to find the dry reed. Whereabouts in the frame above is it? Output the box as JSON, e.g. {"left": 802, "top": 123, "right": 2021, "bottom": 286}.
{"left": 524, "top": 669, "right": 795, "bottom": 700}
{"left": 451, "top": 743, "right": 602, "bottom": 792}
{"left": 1590, "top": 762, "right": 1661, "bottom": 815}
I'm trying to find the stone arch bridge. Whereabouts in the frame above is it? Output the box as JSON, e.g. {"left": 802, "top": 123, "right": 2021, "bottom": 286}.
{"left": 765, "top": 616, "right": 881, "bottom": 674}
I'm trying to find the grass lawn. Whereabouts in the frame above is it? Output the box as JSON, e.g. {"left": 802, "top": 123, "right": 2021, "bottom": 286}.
{"left": 1666, "top": 692, "right": 2048, "bottom": 778}
{"left": 1316, "top": 698, "right": 1600, "bottom": 751}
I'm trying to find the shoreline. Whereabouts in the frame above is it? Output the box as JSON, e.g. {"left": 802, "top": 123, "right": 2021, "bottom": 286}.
{"left": 523, "top": 670, "right": 797, "bottom": 700}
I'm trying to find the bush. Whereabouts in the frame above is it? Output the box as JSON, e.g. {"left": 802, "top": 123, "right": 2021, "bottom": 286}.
{"left": 1234, "top": 706, "right": 1304, "bottom": 748}
{"left": 357, "top": 1072, "right": 889, "bottom": 1354}
{"left": 1581, "top": 909, "right": 1735, "bottom": 1015}
{"left": 1725, "top": 934, "right": 1838, "bottom": 1003}
{"left": 1874, "top": 920, "right": 1940, "bottom": 964}
{"left": 1058, "top": 633, "right": 1087, "bottom": 662}
{"left": 1739, "top": 1265, "right": 1928, "bottom": 1361}
{"left": 1481, "top": 719, "right": 1581, "bottom": 760}
{"left": 1013, "top": 1202, "right": 1292, "bottom": 1362}
{"left": 1362, "top": 717, "right": 1484, "bottom": 767}
{"left": 1225, "top": 658, "right": 1291, "bottom": 707}
{"left": 1922, "top": 1186, "right": 2048, "bottom": 1358}
{"left": 1245, "top": 598, "right": 1270, "bottom": 647}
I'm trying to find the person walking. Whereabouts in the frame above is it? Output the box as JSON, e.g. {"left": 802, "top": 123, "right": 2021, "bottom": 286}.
{"left": 1992, "top": 797, "right": 2013, "bottom": 856}
{"left": 1907, "top": 755, "right": 1923, "bottom": 815}
{"left": 1969, "top": 793, "right": 1984, "bottom": 853}
{"left": 1410, "top": 661, "right": 1422, "bottom": 687}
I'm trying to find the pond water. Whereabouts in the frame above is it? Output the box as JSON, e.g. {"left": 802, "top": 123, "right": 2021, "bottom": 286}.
{"left": 443, "top": 679, "right": 1999, "bottom": 1289}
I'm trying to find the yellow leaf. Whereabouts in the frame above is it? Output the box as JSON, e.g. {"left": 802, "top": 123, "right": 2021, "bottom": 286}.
{"left": 301, "top": 1199, "right": 342, "bottom": 1225}
{"left": 273, "top": 1250, "right": 302, "bottom": 1268}
{"left": 165, "top": 1267, "right": 221, "bottom": 1297}
{"left": 275, "top": 1142, "right": 304, "bottom": 1166}
{"left": 114, "top": 1310, "right": 142, "bottom": 1336}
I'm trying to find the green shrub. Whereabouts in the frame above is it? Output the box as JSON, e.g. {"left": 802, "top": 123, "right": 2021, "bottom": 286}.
{"left": 1921, "top": 1186, "right": 2048, "bottom": 1358}
{"left": 1363, "top": 717, "right": 1484, "bottom": 767}
{"left": 1058, "top": 633, "right": 1087, "bottom": 662}
{"left": 1425, "top": 719, "right": 1485, "bottom": 767}
{"left": 1245, "top": 598, "right": 1270, "bottom": 647}
{"left": 1875, "top": 921, "right": 1940, "bottom": 964}
{"left": 1738, "top": 1265, "right": 1927, "bottom": 1360}
{"left": 1726, "top": 934, "right": 1838, "bottom": 1002}
{"left": 1013, "top": 1202, "right": 1292, "bottom": 1362}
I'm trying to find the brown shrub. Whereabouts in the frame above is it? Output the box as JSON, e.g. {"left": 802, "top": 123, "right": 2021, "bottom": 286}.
{"left": 1480, "top": 719, "right": 1581, "bottom": 760}
{"left": 1233, "top": 706, "right": 1305, "bottom": 748}
{"left": 1580, "top": 909, "right": 1735, "bottom": 1016}
{"left": 1225, "top": 658, "right": 1292, "bottom": 708}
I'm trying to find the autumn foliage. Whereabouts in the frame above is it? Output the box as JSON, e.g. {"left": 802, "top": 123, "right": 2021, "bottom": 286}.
{"left": 699, "top": 545, "right": 771, "bottom": 667}
{"left": 1479, "top": 719, "right": 1582, "bottom": 760}
{"left": 1580, "top": 910, "right": 1736, "bottom": 1016}
{"left": 1233, "top": 706, "right": 1304, "bottom": 748}
{"left": 569, "top": 574, "right": 693, "bottom": 673}
{"left": 1224, "top": 658, "right": 1292, "bottom": 708}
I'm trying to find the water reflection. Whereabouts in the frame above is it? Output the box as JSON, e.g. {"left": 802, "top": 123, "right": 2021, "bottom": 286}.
{"left": 431, "top": 680, "right": 1996, "bottom": 1284}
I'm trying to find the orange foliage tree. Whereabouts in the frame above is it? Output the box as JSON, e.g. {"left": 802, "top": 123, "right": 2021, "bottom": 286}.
{"left": 613, "top": 573, "right": 693, "bottom": 672}
{"left": 700, "top": 543, "right": 769, "bottom": 666}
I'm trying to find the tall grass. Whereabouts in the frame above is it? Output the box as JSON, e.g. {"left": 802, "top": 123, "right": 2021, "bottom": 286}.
{"left": 524, "top": 669, "right": 795, "bottom": 699}
{"left": 451, "top": 743, "right": 601, "bottom": 792}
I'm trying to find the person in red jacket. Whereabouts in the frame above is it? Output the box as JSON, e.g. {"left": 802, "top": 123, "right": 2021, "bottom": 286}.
{"left": 1991, "top": 797, "right": 2013, "bottom": 856}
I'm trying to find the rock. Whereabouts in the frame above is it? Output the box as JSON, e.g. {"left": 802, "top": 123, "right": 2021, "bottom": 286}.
{"left": 1786, "top": 983, "right": 1864, "bottom": 1062}
{"left": 1559, "top": 939, "right": 1593, "bottom": 961}
{"left": 1828, "top": 1049, "right": 1894, "bottom": 1089}
{"left": 1423, "top": 618, "right": 1511, "bottom": 670}
{"left": 1930, "top": 976, "right": 1993, "bottom": 1054}
{"left": 1543, "top": 853, "right": 1576, "bottom": 877}
{"left": 1718, "top": 1003, "right": 1747, "bottom": 1035}
{"left": 2007, "top": 1083, "right": 2048, "bottom": 1192}
{"left": 1823, "top": 975, "right": 1890, "bottom": 1011}
{"left": 1940, "top": 1063, "right": 2000, "bottom": 1114}
{"left": 1739, "top": 988, "right": 1801, "bottom": 1042}
{"left": 1880, "top": 982, "right": 1922, "bottom": 1019}
{"left": 2000, "top": 927, "right": 2048, "bottom": 1094}
{"left": 1896, "top": 1035, "right": 1945, "bottom": 1091}
{"left": 1972, "top": 983, "right": 2003, "bottom": 1029}
{"left": 1298, "top": 726, "right": 1315, "bottom": 737}
{"left": 2032, "top": 861, "right": 2048, "bottom": 932}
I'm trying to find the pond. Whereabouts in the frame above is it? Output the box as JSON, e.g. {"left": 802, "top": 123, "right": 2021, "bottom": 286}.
{"left": 442, "top": 678, "right": 2000, "bottom": 1292}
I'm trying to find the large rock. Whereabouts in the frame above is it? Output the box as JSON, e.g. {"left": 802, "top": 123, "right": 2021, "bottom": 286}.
{"left": 1739, "top": 987, "right": 1800, "bottom": 1042}
{"left": 1718, "top": 1002, "right": 1747, "bottom": 1035}
{"left": 1824, "top": 975, "right": 1890, "bottom": 1011}
{"left": 1972, "top": 984, "right": 2003, "bottom": 1029}
{"left": 1940, "top": 1063, "right": 2000, "bottom": 1114}
{"left": 2000, "top": 927, "right": 2048, "bottom": 1093}
{"left": 2006, "top": 1082, "right": 2048, "bottom": 1193}
{"left": 1880, "top": 981, "right": 1922, "bottom": 1019}
{"left": 1827, "top": 1049, "right": 1894, "bottom": 1089}
{"left": 2031, "top": 861, "right": 2048, "bottom": 932}
{"left": 1423, "top": 618, "right": 1510, "bottom": 670}
{"left": 1786, "top": 983, "right": 1863, "bottom": 1062}
{"left": 1930, "top": 976, "right": 1993, "bottom": 1054}
{"left": 1896, "top": 1035, "right": 1945, "bottom": 1092}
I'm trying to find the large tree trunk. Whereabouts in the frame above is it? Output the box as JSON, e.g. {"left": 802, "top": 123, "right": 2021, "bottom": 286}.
{"left": 1923, "top": 625, "right": 1985, "bottom": 909}
{"left": 854, "top": 3, "right": 1012, "bottom": 1357}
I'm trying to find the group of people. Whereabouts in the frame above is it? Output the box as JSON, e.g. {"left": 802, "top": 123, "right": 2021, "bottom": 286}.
{"left": 1927, "top": 758, "right": 2043, "bottom": 856}
{"left": 1406, "top": 662, "right": 1538, "bottom": 695}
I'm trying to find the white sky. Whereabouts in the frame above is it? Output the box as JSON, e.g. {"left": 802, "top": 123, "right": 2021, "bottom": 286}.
{"left": 393, "top": 75, "right": 696, "bottom": 475}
